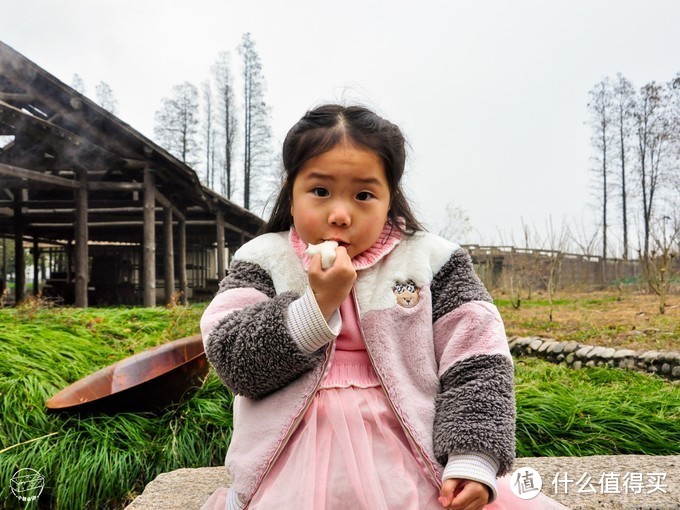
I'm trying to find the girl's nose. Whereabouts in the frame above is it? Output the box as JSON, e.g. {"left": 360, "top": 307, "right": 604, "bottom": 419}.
{"left": 328, "top": 203, "right": 351, "bottom": 227}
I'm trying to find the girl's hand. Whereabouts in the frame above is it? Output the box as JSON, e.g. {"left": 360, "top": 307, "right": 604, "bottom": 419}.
{"left": 308, "top": 246, "right": 356, "bottom": 319}
{"left": 438, "top": 478, "right": 490, "bottom": 510}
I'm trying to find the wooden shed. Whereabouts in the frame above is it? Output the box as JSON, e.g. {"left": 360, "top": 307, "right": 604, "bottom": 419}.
{"left": 0, "top": 41, "right": 263, "bottom": 307}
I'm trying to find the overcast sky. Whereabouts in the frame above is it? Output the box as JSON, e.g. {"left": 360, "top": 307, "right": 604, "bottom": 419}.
{"left": 2, "top": 0, "right": 679, "bottom": 247}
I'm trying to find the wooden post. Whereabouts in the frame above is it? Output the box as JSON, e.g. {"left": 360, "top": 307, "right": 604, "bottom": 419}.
{"left": 66, "top": 239, "right": 72, "bottom": 283}
{"left": 74, "top": 170, "right": 89, "bottom": 307}
{"left": 163, "top": 206, "right": 175, "bottom": 305}
{"left": 143, "top": 167, "right": 156, "bottom": 307}
{"left": 32, "top": 239, "right": 39, "bottom": 296}
{"left": 178, "top": 216, "right": 188, "bottom": 305}
{"left": 216, "top": 210, "right": 225, "bottom": 280}
{"left": 13, "top": 191, "right": 24, "bottom": 303}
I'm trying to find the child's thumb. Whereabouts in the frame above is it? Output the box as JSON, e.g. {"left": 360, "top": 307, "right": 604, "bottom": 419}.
{"left": 438, "top": 478, "right": 459, "bottom": 507}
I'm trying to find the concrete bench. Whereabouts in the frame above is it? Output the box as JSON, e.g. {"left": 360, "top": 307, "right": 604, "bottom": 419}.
{"left": 126, "top": 455, "right": 679, "bottom": 509}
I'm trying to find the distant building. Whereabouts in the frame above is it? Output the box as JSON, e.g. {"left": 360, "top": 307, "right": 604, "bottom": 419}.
{"left": 0, "top": 41, "right": 262, "bottom": 306}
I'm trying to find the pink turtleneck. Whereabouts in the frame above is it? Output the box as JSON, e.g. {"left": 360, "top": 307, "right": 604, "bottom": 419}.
{"left": 319, "top": 295, "right": 380, "bottom": 389}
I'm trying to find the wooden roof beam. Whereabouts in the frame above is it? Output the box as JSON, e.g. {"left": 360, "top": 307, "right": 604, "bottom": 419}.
{"left": 0, "top": 162, "right": 79, "bottom": 189}
{"left": 0, "top": 101, "right": 123, "bottom": 166}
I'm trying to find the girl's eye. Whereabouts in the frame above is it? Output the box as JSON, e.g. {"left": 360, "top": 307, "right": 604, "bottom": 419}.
{"left": 312, "top": 187, "right": 329, "bottom": 197}
{"left": 356, "top": 191, "right": 374, "bottom": 201}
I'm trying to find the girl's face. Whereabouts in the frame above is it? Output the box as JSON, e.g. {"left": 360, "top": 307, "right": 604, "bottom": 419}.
{"left": 290, "top": 142, "right": 391, "bottom": 259}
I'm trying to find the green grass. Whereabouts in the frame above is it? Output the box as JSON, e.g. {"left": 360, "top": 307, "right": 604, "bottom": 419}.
{"left": 1, "top": 306, "right": 679, "bottom": 508}
{"left": 515, "top": 357, "right": 680, "bottom": 457}
{"left": 493, "top": 295, "right": 619, "bottom": 308}
{"left": 0, "top": 305, "right": 233, "bottom": 510}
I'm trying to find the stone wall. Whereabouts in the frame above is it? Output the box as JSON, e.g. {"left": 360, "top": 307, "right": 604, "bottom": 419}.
{"left": 509, "top": 336, "right": 680, "bottom": 381}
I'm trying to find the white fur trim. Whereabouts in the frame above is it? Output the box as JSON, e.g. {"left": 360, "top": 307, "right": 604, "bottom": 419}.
{"left": 233, "top": 232, "right": 308, "bottom": 295}
{"left": 356, "top": 232, "right": 460, "bottom": 313}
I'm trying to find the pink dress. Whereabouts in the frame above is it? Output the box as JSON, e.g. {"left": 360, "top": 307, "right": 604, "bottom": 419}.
{"left": 201, "top": 298, "right": 568, "bottom": 510}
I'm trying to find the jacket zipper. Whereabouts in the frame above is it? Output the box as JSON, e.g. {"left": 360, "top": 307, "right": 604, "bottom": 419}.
{"left": 351, "top": 288, "right": 442, "bottom": 490}
{"left": 242, "top": 340, "right": 335, "bottom": 509}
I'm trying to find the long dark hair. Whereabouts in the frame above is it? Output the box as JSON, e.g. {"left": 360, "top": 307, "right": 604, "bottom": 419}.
{"left": 263, "top": 104, "right": 424, "bottom": 234}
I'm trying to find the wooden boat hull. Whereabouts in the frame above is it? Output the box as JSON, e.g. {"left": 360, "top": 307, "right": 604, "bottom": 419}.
{"left": 46, "top": 334, "right": 209, "bottom": 413}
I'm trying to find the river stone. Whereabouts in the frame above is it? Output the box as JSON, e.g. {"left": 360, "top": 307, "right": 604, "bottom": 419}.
{"left": 529, "top": 339, "right": 544, "bottom": 351}
{"left": 612, "top": 349, "right": 638, "bottom": 359}
{"left": 660, "top": 351, "right": 680, "bottom": 362}
{"left": 564, "top": 341, "right": 580, "bottom": 353}
{"left": 551, "top": 342, "right": 569, "bottom": 354}
{"left": 539, "top": 341, "right": 557, "bottom": 353}
{"left": 575, "top": 346, "right": 593, "bottom": 358}
{"left": 600, "top": 347, "right": 617, "bottom": 359}
{"left": 587, "top": 346, "right": 606, "bottom": 359}
{"left": 639, "top": 350, "right": 660, "bottom": 361}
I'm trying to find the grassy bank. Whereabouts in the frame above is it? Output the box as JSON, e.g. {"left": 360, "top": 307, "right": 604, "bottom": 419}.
{"left": 1, "top": 304, "right": 678, "bottom": 508}
{"left": 0, "top": 305, "right": 233, "bottom": 509}
{"left": 515, "top": 357, "right": 680, "bottom": 457}
{"left": 496, "top": 291, "right": 680, "bottom": 352}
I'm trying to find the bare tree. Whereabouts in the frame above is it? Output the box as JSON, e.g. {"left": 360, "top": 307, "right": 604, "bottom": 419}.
{"left": 212, "top": 51, "right": 238, "bottom": 199}
{"left": 154, "top": 82, "right": 200, "bottom": 166}
{"left": 587, "top": 78, "right": 614, "bottom": 279}
{"left": 639, "top": 215, "right": 679, "bottom": 314}
{"left": 95, "top": 81, "right": 118, "bottom": 114}
{"left": 612, "top": 73, "right": 636, "bottom": 260}
{"left": 71, "top": 74, "right": 86, "bottom": 94}
{"left": 634, "top": 81, "right": 670, "bottom": 258}
{"left": 438, "top": 202, "right": 472, "bottom": 243}
{"left": 571, "top": 213, "right": 600, "bottom": 257}
{"left": 538, "top": 217, "right": 571, "bottom": 322}
{"left": 239, "top": 33, "right": 274, "bottom": 212}
{"left": 669, "top": 74, "right": 680, "bottom": 205}
{"left": 497, "top": 220, "right": 540, "bottom": 309}
{"left": 201, "top": 81, "right": 215, "bottom": 187}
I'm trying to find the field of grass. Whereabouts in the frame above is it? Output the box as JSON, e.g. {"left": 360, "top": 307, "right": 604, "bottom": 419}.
{"left": 1, "top": 298, "right": 678, "bottom": 508}
{"left": 0, "top": 304, "right": 233, "bottom": 509}
{"left": 514, "top": 357, "right": 679, "bottom": 457}
{"left": 495, "top": 290, "right": 680, "bottom": 352}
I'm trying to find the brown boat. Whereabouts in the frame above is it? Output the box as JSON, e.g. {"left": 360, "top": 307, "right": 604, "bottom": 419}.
{"left": 46, "top": 334, "right": 209, "bottom": 414}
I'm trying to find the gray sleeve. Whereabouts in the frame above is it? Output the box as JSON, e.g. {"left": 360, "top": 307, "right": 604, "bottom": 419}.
{"left": 205, "top": 260, "right": 324, "bottom": 399}
{"left": 433, "top": 354, "right": 516, "bottom": 476}
{"left": 217, "top": 260, "right": 277, "bottom": 298}
{"left": 431, "top": 248, "right": 492, "bottom": 322}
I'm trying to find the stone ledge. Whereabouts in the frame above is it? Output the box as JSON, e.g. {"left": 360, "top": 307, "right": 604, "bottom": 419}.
{"left": 126, "top": 455, "right": 679, "bottom": 509}
{"left": 510, "top": 336, "right": 680, "bottom": 381}
{"left": 126, "top": 467, "right": 230, "bottom": 510}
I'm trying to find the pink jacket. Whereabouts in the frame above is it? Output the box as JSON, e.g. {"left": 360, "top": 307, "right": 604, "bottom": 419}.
{"left": 200, "top": 227, "right": 515, "bottom": 509}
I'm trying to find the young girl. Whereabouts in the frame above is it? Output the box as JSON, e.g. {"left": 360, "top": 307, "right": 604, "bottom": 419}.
{"left": 199, "top": 104, "right": 567, "bottom": 510}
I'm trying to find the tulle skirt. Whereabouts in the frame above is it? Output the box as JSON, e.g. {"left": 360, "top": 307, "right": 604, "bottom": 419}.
{"left": 201, "top": 386, "right": 568, "bottom": 510}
